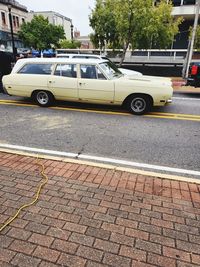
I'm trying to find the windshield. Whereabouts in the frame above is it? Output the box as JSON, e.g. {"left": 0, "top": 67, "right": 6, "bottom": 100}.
{"left": 99, "top": 61, "right": 123, "bottom": 79}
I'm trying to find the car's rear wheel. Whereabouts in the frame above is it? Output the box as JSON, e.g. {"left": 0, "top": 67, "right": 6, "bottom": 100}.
{"left": 126, "top": 95, "right": 152, "bottom": 115}
{"left": 33, "top": 90, "right": 54, "bottom": 107}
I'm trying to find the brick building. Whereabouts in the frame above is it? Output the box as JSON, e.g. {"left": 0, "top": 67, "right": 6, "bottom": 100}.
{"left": 0, "top": 0, "right": 28, "bottom": 50}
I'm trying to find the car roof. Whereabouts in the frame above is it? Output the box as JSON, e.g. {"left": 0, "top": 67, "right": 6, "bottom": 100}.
{"left": 12, "top": 57, "right": 107, "bottom": 73}
{"left": 56, "top": 53, "right": 102, "bottom": 58}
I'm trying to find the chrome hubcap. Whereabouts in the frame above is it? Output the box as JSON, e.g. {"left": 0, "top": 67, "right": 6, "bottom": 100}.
{"left": 37, "top": 91, "right": 49, "bottom": 105}
{"left": 131, "top": 98, "right": 146, "bottom": 112}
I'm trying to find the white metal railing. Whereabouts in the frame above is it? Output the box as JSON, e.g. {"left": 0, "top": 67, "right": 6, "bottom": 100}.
{"left": 56, "top": 48, "right": 189, "bottom": 61}
{"left": 130, "top": 49, "right": 188, "bottom": 61}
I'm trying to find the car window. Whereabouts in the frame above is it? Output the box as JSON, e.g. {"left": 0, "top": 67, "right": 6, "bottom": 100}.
{"left": 80, "top": 64, "right": 98, "bottom": 79}
{"left": 18, "top": 63, "right": 53, "bottom": 75}
{"left": 101, "top": 56, "right": 109, "bottom": 61}
{"left": 54, "top": 64, "right": 77, "bottom": 78}
{"left": 99, "top": 62, "right": 122, "bottom": 79}
{"left": 96, "top": 67, "right": 106, "bottom": 80}
{"left": 57, "top": 55, "right": 69, "bottom": 58}
{"left": 101, "top": 57, "right": 118, "bottom": 66}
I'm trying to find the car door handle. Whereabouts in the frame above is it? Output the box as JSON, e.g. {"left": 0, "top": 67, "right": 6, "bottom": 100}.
{"left": 79, "top": 82, "right": 85, "bottom": 86}
{"left": 49, "top": 81, "right": 55, "bottom": 84}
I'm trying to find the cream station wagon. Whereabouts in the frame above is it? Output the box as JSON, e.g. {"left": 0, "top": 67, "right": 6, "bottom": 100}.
{"left": 2, "top": 58, "right": 173, "bottom": 115}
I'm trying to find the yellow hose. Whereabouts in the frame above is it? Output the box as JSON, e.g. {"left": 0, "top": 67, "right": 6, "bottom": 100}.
{"left": 0, "top": 157, "right": 48, "bottom": 232}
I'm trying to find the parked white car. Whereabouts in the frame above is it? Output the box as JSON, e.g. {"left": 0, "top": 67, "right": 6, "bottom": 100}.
{"left": 3, "top": 58, "right": 172, "bottom": 115}
{"left": 56, "top": 53, "right": 142, "bottom": 76}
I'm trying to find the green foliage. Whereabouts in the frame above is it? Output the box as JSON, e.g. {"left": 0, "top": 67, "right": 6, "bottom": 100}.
{"left": 89, "top": 0, "right": 120, "bottom": 49}
{"left": 59, "top": 39, "right": 81, "bottom": 49}
{"left": 189, "top": 25, "right": 200, "bottom": 50}
{"left": 144, "top": 0, "right": 183, "bottom": 49}
{"left": 89, "top": 0, "right": 182, "bottom": 64}
{"left": 18, "top": 15, "right": 65, "bottom": 50}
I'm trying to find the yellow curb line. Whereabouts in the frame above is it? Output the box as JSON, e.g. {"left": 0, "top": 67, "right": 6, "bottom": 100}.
{"left": 0, "top": 147, "right": 200, "bottom": 184}
{"left": 1, "top": 100, "right": 200, "bottom": 122}
{"left": 1, "top": 99, "right": 200, "bottom": 121}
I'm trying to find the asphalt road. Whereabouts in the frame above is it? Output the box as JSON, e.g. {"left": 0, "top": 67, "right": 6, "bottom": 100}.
{"left": 0, "top": 92, "right": 200, "bottom": 177}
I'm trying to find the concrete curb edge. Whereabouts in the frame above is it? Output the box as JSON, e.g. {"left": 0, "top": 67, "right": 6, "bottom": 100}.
{"left": 0, "top": 147, "right": 200, "bottom": 184}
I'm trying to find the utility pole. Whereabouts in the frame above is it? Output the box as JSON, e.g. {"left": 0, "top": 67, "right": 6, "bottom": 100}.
{"left": 183, "top": 0, "right": 200, "bottom": 79}
{"left": 71, "top": 23, "right": 74, "bottom": 42}
{"left": 8, "top": 4, "right": 16, "bottom": 62}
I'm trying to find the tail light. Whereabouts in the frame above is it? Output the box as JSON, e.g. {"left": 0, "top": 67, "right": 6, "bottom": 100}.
{"left": 191, "top": 65, "right": 198, "bottom": 75}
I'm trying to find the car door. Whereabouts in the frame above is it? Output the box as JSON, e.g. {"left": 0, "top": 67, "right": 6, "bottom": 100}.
{"left": 48, "top": 63, "right": 78, "bottom": 101}
{"left": 78, "top": 64, "right": 115, "bottom": 103}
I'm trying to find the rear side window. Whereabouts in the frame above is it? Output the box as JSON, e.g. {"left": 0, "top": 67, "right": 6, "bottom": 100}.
{"left": 18, "top": 64, "right": 53, "bottom": 75}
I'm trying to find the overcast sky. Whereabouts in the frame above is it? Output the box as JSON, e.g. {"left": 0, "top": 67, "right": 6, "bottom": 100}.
{"left": 18, "top": 0, "right": 95, "bottom": 36}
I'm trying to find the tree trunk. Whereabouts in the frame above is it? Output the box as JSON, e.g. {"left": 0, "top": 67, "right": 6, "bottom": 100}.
{"left": 119, "top": 41, "right": 129, "bottom": 67}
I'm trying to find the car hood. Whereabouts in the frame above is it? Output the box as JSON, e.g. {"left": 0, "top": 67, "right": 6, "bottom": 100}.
{"left": 118, "top": 68, "right": 142, "bottom": 76}
{"left": 120, "top": 74, "right": 172, "bottom": 85}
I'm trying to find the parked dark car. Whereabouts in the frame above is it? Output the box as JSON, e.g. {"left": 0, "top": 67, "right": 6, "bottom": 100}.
{"left": 186, "top": 62, "right": 200, "bottom": 87}
{"left": 0, "top": 51, "right": 13, "bottom": 93}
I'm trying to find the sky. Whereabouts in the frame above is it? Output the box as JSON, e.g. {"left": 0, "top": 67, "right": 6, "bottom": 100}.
{"left": 18, "top": 0, "right": 95, "bottom": 36}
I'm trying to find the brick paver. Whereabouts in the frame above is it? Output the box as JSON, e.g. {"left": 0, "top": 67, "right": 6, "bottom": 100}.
{"left": 0, "top": 152, "right": 200, "bottom": 267}
{"left": 172, "top": 79, "right": 200, "bottom": 93}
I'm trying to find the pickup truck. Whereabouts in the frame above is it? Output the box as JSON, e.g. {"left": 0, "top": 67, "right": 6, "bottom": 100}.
{"left": 186, "top": 62, "right": 200, "bottom": 87}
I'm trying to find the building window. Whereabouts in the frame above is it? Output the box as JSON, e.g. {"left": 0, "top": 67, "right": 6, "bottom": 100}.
{"left": 1, "top": 12, "right": 6, "bottom": 25}
{"left": 172, "top": 0, "right": 182, "bottom": 6}
{"left": 22, "top": 18, "right": 25, "bottom": 24}
{"left": 16, "top": 16, "right": 19, "bottom": 27}
{"left": 183, "top": 0, "right": 196, "bottom": 4}
{"left": 172, "top": 0, "right": 195, "bottom": 5}
{"left": 155, "top": 0, "right": 196, "bottom": 6}
{"left": 13, "top": 15, "right": 16, "bottom": 27}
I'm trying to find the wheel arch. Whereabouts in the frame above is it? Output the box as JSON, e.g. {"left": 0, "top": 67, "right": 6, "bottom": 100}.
{"left": 122, "top": 93, "right": 153, "bottom": 107}
{"left": 31, "top": 89, "right": 54, "bottom": 99}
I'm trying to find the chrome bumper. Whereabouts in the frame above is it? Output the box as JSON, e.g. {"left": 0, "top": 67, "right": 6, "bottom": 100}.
{"left": 166, "top": 99, "right": 172, "bottom": 104}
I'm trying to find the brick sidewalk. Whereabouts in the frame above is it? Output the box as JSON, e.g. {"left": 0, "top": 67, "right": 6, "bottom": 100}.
{"left": 173, "top": 85, "right": 200, "bottom": 93}
{"left": 0, "top": 152, "right": 200, "bottom": 267}
{"left": 172, "top": 78, "right": 200, "bottom": 93}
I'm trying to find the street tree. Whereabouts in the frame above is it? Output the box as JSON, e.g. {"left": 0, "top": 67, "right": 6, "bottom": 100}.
{"left": 89, "top": 0, "right": 120, "bottom": 50}
{"left": 189, "top": 25, "right": 200, "bottom": 50}
{"left": 18, "top": 15, "right": 65, "bottom": 50}
{"left": 59, "top": 39, "right": 81, "bottom": 49}
{"left": 89, "top": 0, "right": 182, "bottom": 65}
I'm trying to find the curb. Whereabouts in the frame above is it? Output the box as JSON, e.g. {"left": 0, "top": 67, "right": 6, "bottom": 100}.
{"left": 0, "top": 147, "right": 200, "bottom": 185}
{"left": 173, "top": 90, "right": 200, "bottom": 94}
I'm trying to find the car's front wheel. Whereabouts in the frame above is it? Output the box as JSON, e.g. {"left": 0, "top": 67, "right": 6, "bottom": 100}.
{"left": 126, "top": 95, "right": 152, "bottom": 115}
{"left": 33, "top": 90, "right": 54, "bottom": 107}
